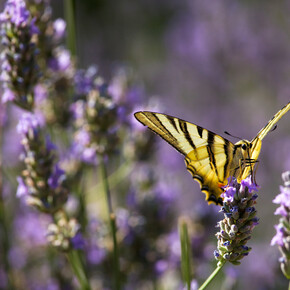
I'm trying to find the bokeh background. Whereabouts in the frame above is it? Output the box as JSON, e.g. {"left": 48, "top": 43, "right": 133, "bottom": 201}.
{"left": 1, "top": 0, "right": 290, "bottom": 289}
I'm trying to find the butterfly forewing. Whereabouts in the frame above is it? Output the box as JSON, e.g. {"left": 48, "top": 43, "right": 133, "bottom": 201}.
{"left": 134, "top": 111, "right": 235, "bottom": 205}
{"left": 253, "top": 102, "right": 290, "bottom": 142}
{"left": 240, "top": 102, "right": 290, "bottom": 180}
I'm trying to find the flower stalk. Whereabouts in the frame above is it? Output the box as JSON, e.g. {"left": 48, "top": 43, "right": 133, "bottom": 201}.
{"left": 64, "top": 0, "right": 77, "bottom": 57}
{"left": 179, "top": 218, "right": 192, "bottom": 290}
{"left": 67, "top": 250, "right": 91, "bottom": 290}
{"left": 99, "top": 154, "right": 121, "bottom": 290}
{"left": 199, "top": 260, "right": 225, "bottom": 290}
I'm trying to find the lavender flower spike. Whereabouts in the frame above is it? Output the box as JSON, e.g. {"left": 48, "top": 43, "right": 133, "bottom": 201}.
{"left": 215, "top": 176, "right": 259, "bottom": 265}
{"left": 16, "top": 112, "right": 68, "bottom": 213}
{"left": 0, "top": 0, "right": 40, "bottom": 110}
{"left": 271, "top": 171, "right": 290, "bottom": 279}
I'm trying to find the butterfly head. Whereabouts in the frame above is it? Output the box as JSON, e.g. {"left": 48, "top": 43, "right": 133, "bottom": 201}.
{"left": 234, "top": 139, "right": 251, "bottom": 152}
{"left": 233, "top": 139, "right": 262, "bottom": 181}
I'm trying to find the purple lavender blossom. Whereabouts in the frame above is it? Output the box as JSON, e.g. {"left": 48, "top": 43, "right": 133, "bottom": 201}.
{"left": 271, "top": 224, "right": 285, "bottom": 247}
{"left": 71, "top": 232, "right": 85, "bottom": 250}
{"left": 0, "top": 0, "right": 30, "bottom": 27}
{"left": 87, "top": 245, "right": 107, "bottom": 265}
{"left": 70, "top": 100, "right": 85, "bottom": 120}
{"left": 14, "top": 210, "right": 50, "bottom": 246}
{"left": 271, "top": 171, "right": 290, "bottom": 279}
{"left": 34, "top": 84, "right": 48, "bottom": 102}
{"left": 16, "top": 112, "right": 68, "bottom": 212}
{"left": 240, "top": 176, "right": 260, "bottom": 193}
{"left": 2, "top": 87, "right": 15, "bottom": 103}
{"left": 48, "top": 165, "right": 66, "bottom": 189}
{"left": 16, "top": 176, "right": 29, "bottom": 198}
{"left": 48, "top": 48, "right": 72, "bottom": 72}
{"left": 16, "top": 112, "right": 41, "bottom": 135}
{"left": 221, "top": 184, "right": 236, "bottom": 203}
{"left": 215, "top": 175, "right": 259, "bottom": 265}
{"left": 8, "top": 246, "right": 27, "bottom": 269}
{"left": 154, "top": 260, "right": 169, "bottom": 276}
{"left": 53, "top": 18, "right": 66, "bottom": 40}
{"left": 180, "top": 280, "right": 198, "bottom": 290}
{"left": 85, "top": 218, "right": 107, "bottom": 265}
{"left": 0, "top": 0, "right": 40, "bottom": 110}
{"left": 74, "top": 66, "right": 98, "bottom": 96}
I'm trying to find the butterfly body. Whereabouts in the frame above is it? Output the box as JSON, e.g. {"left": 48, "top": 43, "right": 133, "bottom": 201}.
{"left": 134, "top": 102, "right": 290, "bottom": 205}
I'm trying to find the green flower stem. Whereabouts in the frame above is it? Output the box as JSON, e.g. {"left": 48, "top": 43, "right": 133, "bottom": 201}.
{"left": 92, "top": 160, "right": 131, "bottom": 193}
{"left": 99, "top": 155, "right": 121, "bottom": 290}
{"left": 64, "top": 0, "right": 77, "bottom": 56}
{"left": 288, "top": 280, "right": 290, "bottom": 290}
{"left": 0, "top": 115, "right": 14, "bottom": 289}
{"left": 199, "top": 261, "right": 226, "bottom": 290}
{"left": 179, "top": 219, "right": 192, "bottom": 290}
{"left": 67, "top": 250, "right": 91, "bottom": 290}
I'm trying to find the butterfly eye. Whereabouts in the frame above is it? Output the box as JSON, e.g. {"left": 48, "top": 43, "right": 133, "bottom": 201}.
{"left": 241, "top": 144, "right": 247, "bottom": 150}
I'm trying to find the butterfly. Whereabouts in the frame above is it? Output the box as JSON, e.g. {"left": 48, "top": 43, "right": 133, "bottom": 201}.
{"left": 134, "top": 102, "right": 290, "bottom": 205}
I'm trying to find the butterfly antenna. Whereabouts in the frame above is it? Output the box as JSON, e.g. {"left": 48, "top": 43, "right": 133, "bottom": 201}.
{"left": 270, "top": 125, "right": 277, "bottom": 133}
{"left": 224, "top": 131, "right": 242, "bottom": 140}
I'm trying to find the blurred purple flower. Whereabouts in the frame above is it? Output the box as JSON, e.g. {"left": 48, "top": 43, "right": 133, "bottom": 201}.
{"left": 74, "top": 66, "right": 98, "bottom": 95}
{"left": 0, "top": 268, "right": 7, "bottom": 289}
{"left": 154, "top": 260, "right": 169, "bottom": 275}
{"left": 271, "top": 171, "right": 290, "bottom": 279}
{"left": 16, "top": 112, "right": 41, "bottom": 135}
{"left": 2, "top": 87, "right": 15, "bottom": 103}
{"left": 165, "top": 231, "right": 181, "bottom": 264}
{"left": 48, "top": 48, "right": 71, "bottom": 72}
{"left": 87, "top": 245, "right": 107, "bottom": 265}
{"left": 82, "top": 147, "right": 97, "bottom": 164}
{"left": 56, "top": 49, "right": 71, "bottom": 71}
{"left": 0, "top": 0, "right": 30, "bottom": 27}
{"left": 85, "top": 218, "right": 107, "bottom": 265}
{"left": 273, "top": 186, "right": 290, "bottom": 208}
{"left": 53, "top": 18, "right": 66, "bottom": 40}
{"left": 48, "top": 165, "right": 66, "bottom": 189}
{"left": 71, "top": 232, "right": 86, "bottom": 250}
{"left": 16, "top": 176, "right": 29, "bottom": 198}
{"left": 14, "top": 210, "right": 50, "bottom": 246}
{"left": 8, "top": 246, "right": 27, "bottom": 269}
{"left": 0, "top": 0, "right": 40, "bottom": 109}
{"left": 271, "top": 224, "right": 284, "bottom": 247}
{"left": 74, "top": 129, "right": 91, "bottom": 146}
{"left": 70, "top": 100, "right": 85, "bottom": 120}
{"left": 180, "top": 280, "right": 198, "bottom": 290}
{"left": 34, "top": 83, "right": 48, "bottom": 102}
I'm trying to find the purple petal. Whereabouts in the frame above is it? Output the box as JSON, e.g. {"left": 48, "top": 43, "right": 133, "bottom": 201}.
{"left": 48, "top": 165, "right": 66, "bottom": 189}
{"left": 270, "top": 224, "right": 284, "bottom": 247}
{"left": 53, "top": 18, "right": 66, "bottom": 39}
{"left": 2, "top": 88, "right": 15, "bottom": 103}
{"left": 16, "top": 113, "right": 40, "bottom": 135}
{"left": 16, "top": 176, "right": 29, "bottom": 198}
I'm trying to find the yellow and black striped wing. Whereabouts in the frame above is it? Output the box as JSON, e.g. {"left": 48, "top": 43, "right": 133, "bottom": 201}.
{"left": 240, "top": 101, "right": 290, "bottom": 180}
{"left": 134, "top": 111, "right": 236, "bottom": 205}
